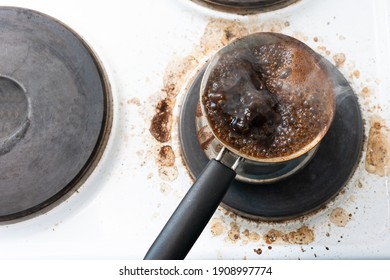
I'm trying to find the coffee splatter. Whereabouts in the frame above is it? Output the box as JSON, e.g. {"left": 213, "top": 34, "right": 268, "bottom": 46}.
{"left": 264, "top": 229, "right": 284, "bottom": 244}
{"left": 228, "top": 222, "right": 241, "bottom": 242}
{"left": 284, "top": 226, "right": 315, "bottom": 245}
{"left": 200, "top": 19, "right": 249, "bottom": 56}
{"left": 264, "top": 226, "right": 315, "bottom": 245}
{"left": 329, "top": 207, "right": 351, "bottom": 227}
{"left": 361, "top": 87, "right": 371, "bottom": 99}
{"left": 353, "top": 70, "right": 360, "bottom": 79}
{"left": 243, "top": 229, "right": 261, "bottom": 242}
{"left": 333, "top": 53, "right": 346, "bottom": 67}
{"left": 150, "top": 55, "right": 199, "bottom": 143}
{"left": 365, "top": 116, "right": 389, "bottom": 177}
{"left": 210, "top": 218, "right": 225, "bottom": 236}
{"left": 150, "top": 98, "right": 174, "bottom": 143}
{"left": 157, "top": 145, "right": 175, "bottom": 167}
{"left": 253, "top": 248, "right": 263, "bottom": 255}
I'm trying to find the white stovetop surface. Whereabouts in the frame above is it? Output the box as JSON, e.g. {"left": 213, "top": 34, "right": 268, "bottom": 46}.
{"left": 0, "top": 0, "right": 389, "bottom": 259}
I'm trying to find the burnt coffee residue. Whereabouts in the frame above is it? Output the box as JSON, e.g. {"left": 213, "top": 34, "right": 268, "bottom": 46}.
{"left": 157, "top": 145, "right": 176, "bottom": 167}
{"left": 264, "top": 226, "right": 315, "bottom": 245}
{"left": 285, "top": 226, "right": 315, "bottom": 244}
{"left": 365, "top": 116, "right": 389, "bottom": 177}
{"left": 361, "top": 87, "right": 371, "bottom": 99}
{"left": 210, "top": 218, "right": 225, "bottom": 236}
{"left": 150, "top": 98, "right": 174, "bottom": 143}
{"left": 200, "top": 19, "right": 249, "bottom": 55}
{"left": 150, "top": 56, "right": 199, "bottom": 143}
{"left": 329, "top": 207, "right": 351, "bottom": 227}
{"left": 202, "top": 38, "right": 335, "bottom": 159}
{"left": 264, "top": 229, "right": 284, "bottom": 244}
{"left": 253, "top": 248, "right": 263, "bottom": 255}
{"left": 228, "top": 222, "right": 241, "bottom": 242}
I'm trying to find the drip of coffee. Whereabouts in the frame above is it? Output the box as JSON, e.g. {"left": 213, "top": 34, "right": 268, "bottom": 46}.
{"left": 202, "top": 33, "right": 335, "bottom": 160}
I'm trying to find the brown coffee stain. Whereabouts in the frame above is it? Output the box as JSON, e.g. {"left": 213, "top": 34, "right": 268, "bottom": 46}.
{"left": 210, "top": 218, "right": 225, "bottom": 236}
{"left": 150, "top": 55, "right": 199, "bottom": 143}
{"left": 361, "top": 87, "right": 371, "bottom": 99}
{"left": 150, "top": 98, "right": 174, "bottom": 143}
{"left": 228, "top": 222, "right": 241, "bottom": 242}
{"left": 157, "top": 145, "right": 175, "bottom": 167}
{"left": 242, "top": 229, "right": 261, "bottom": 243}
{"left": 329, "top": 207, "right": 351, "bottom": 227}
{"left": 253, "top": 248, "right": 263, "bottom": 255}
{"left": 264, "top": 226, "right": 315, "bottom": 245}
{"left": 333, "top": 53, "right": 346, "bottom": 67}
{"left": 200, "top": 19, "right": 249, "bottom": 56}
{"left": 365, "top": 116, "right": 389, "bottom": 177}
{"left": 285, "top": 226, "right": 315, "bottom": 245}
{"left": 264, "top": 229, "right": 285, "bottom": 244}
{"left": 353, "top": 70, "right": 361, "bottom": 79}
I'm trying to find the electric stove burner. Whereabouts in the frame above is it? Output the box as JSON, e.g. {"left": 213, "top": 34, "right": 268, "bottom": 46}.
{"left": 179, "top": 54, "right": 363, "bottom": 221}
{"left": 193, "top": 0, "right": 299, "bottom": 13}
{"left": 0, "top": 7, "right": 112, "bottom": 221}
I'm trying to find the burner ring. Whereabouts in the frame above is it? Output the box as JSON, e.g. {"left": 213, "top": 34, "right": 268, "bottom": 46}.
{"left": 192, "top": 0, "right": 299, "bottom": 13}
{"left": 179, "top": 61, "right": 363, "bottom": 221}
{"left": 0, "top": 7, "right": 112, "bottom": 222}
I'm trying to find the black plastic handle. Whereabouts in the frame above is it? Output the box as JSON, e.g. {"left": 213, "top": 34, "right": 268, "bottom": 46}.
{"left": 144, "top": 159, "right": 237, "bottom": 260}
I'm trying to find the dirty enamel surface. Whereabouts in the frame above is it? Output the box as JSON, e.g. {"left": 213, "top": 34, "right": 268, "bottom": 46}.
{"left": 0, "top": 0, "right": 389, "bottom": 259}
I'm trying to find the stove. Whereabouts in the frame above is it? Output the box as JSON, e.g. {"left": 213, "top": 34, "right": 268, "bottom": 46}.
{"left": 0, "top": 0, "right": 389, "bottom": 259}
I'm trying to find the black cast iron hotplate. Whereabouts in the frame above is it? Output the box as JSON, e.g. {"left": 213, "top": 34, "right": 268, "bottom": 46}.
{"left": 0, "top": 7, "right": 111, "bottom": 221}
{"left": 179, "top": 55, "right": 363, "bottom": 221}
